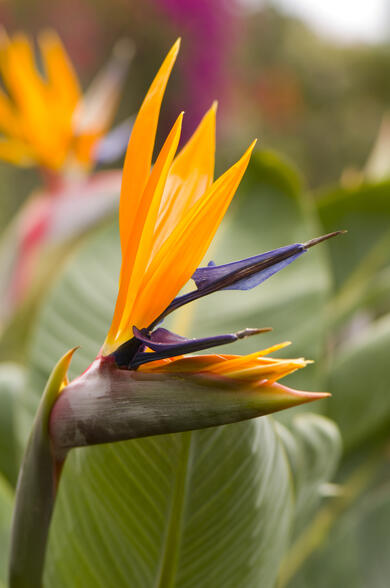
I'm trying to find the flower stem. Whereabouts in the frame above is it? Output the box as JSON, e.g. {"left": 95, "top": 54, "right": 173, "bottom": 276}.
{"left": 9, "top": 349, "right": 75, "bottom": 588}
{"left": 9, "top": 423, "right": 59, "bottom": 587}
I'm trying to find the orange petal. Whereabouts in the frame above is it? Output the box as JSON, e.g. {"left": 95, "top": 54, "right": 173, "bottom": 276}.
{"left": 138, "top": 354, "right": 235, "bottom": 373}
{"left": 38, "top": 30, "right": 81, "bottom": 112}
{"left": 1, "top": 33, "right": 47, "bottom": 130}
{"left": 129, "top": 140, "right": 256, "bottom": 330}
{"left": 0, "top": 88, "right": 23, "bottom": 137}
{"left": 152, "top": 101, "right": 217, "bottom": 254}
{"left": 138, "top": 348, "right": 310, "bottom": 387}
{"left": 38, "top": 31, "right": 82, "bottom": 166}
{"left": 206, "top": 341, "right": 292, "bottom": 374}
{"left": 105, "top": 112, "right": 183, "bottom": 351}
{"left": 224, "top": 359, "right": 310, "bottom": 382}
{"left": 119, "top": 38, "right": 180, "bottom": 254}
{"left": 0, "top": 32, "right": 64, "bottom": 168}
{"left": 0, "top": 138, "right": 35, "bottom": 165}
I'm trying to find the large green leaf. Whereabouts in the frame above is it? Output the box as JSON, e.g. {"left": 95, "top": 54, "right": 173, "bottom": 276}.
{"left": 25, "top": 151, "right": 337, "bottom": 586}
{"left": 326, "top": 313, "right": 390, "bottom": 451}
{"left": 276, "top": 413, "right": 342, "bottom": 538}
{"left": 45, "top": 421, "right": 293, "bottom": 587}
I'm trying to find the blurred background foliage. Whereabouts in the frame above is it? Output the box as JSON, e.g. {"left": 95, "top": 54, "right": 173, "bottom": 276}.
{"left": 0, "top": 0, "right": 389, "bottom": 587}
{"left": 1, "top": 0, "right": 390, "bottom": 228}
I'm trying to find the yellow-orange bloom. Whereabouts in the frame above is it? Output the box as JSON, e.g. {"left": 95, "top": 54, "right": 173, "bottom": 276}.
{"left": 0, "top": 29, "right": 131, "bottom": 171}
{"left": 104, "top": 39, "right": 255, "bottom": 351}
{"left": 99, "top": 38, "right": 327, "bottom": 396}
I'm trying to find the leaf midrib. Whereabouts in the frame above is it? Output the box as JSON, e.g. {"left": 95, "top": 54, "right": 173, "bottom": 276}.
{"left": 155, "top": 432, "right": 193, "bottom": 588}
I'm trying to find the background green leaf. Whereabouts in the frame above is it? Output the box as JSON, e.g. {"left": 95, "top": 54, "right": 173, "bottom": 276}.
{"left": 276, "top": 413, "right": 342, "bottom": 538}
{"left": 283, "top": 454, "right": 389, "bottom": 588}
{"left": 317, "top": 180, "right": 390, "bottom": 323}
{"left": 326, "top": 314, "right": 390, "bottom": 451}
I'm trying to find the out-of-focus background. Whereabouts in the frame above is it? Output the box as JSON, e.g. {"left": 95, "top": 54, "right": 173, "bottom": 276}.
{"left": 0, "top": 2, "right": 389, "bottom": 587}
{"left": 1, "top": 0, "right": 389, "bottom": 225}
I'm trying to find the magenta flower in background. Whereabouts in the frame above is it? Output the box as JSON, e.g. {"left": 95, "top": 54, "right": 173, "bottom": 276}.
{"left": 154, "top": 0, "right": 241, "bottom": 139}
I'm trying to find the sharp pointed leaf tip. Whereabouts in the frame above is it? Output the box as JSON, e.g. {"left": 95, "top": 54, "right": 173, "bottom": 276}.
{"left": 303, "top": 230, "right": 347, "bottom": 249}
{"left": 58, "top": 347, "right": 79, "bottom": 375}
{"left": 252, "top": 382, "right": 331, "bottom": 414}
{"left": 172, "top": 38, "right": 181, "bottom": 54}
{"left": 37, "top": 346, "right": 79, "bottom": 433}
{"left": 289, "top": 389, "right": 331, "bottom": 401}
{"left": 249, "top": 139, "right": 257, "bottom": 151}
{"left": 236, "top": 327, "right": 272, "bottom": 338}
{"left": 57, "top": 347, "right": 79, "bottom": 390}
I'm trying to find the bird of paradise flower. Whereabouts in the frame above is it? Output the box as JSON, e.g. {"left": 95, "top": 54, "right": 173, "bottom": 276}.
{"left": 98, "top": 38, "right": 340, "bottom": 391}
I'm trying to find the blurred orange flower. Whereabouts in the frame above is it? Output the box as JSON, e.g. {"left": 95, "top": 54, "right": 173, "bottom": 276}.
{"left": 0, "top": 29, "right": 132, "bottom": 172}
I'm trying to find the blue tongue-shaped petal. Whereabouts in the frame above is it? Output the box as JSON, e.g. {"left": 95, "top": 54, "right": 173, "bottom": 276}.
{"left": 190, "top": 230, "right": 347, "bottom": 293}
{"left": 149, "top": 233, "right": 344, "bottom": 328}
{"left": 192, "top": 244, "right": 305, "bottom": 292}
{"left": 149, "top": 242, "right": 306, "bottom": 328}
{"left": 130, "top": 326, "right": 269, "bottom": 368}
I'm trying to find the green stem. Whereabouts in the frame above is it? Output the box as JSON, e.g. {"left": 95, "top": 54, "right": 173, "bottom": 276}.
{"left": 9, "top": 350, "right": 75, "bottom": 588}
{"left": 9, "top": 425, "right": 59, "bottom": 587}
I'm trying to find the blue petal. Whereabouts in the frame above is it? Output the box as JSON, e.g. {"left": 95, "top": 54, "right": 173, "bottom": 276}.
{"left": 131, "top": 326, "right": 263, "bottom": 368}
{"left": 150, "top": 242, "right": 308, "bottom": 328}
{"left": 192, "top": 244, "right": 306, "bottom": 291}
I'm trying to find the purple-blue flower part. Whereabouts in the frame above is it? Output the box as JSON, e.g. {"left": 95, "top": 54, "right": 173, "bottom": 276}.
{"left": 192, "top": 243, "right": 305, "bottom": 291}
{"left": 153, "top": 242, "right": 307, "bottom": 324}
{"left": 130, "top": 326, "right": 267, "bottom": 368}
